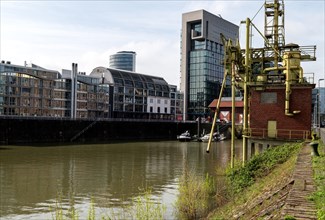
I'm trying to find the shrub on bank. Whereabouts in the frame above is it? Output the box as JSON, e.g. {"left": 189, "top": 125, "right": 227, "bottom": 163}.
{"left": 175, "top": 171, "right": 216, "bottom": 219}
{"left": 226, "top": 143, "right": 302, "bottom": 194}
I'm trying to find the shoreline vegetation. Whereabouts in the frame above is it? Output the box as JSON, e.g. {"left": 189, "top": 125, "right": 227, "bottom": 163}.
{"left": 51, "top": 188, "right": 166, "bottom": 220}
{"left": 175, "top": 142, "right": 302, "bottom": 219}
{"left": 51, "top": 141, "right": 324, "bottom": 220}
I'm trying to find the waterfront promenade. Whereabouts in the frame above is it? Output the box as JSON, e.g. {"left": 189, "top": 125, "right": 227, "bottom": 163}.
{"left": 281, "top": 143, "right": 317, "bottom": 219}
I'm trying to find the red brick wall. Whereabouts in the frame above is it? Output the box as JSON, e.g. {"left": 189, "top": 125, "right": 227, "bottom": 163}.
{"left": 250, "top": 86, "right": 313, "bottom": 137}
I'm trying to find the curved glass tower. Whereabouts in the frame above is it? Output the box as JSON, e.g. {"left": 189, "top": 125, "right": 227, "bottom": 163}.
{"left": 109, "top": 51, "right": 136, "bottom": 72}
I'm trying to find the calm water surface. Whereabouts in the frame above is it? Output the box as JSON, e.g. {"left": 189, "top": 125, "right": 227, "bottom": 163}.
{"left": 0, "top": 140, "right": 243, "bottom": 219}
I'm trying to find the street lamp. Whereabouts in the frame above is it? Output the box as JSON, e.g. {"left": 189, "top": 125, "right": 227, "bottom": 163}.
{"left": 318, "top": 78, "right": 324, "bottom": 135}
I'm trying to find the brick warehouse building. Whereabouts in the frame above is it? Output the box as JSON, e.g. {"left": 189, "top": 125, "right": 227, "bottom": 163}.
{"left": 249, "top": 85, "right": 314, "bottom": 140}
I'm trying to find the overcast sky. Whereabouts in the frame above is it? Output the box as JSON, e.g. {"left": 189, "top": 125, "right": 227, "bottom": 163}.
{"left": 1, "top": 0, "right": 324, "bottom": 86}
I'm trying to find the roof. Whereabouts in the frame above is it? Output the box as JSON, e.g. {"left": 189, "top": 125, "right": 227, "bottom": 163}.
{"left": 90, "top": 67, "right": 170, "bottom": 92}
{"left": 208, "top": 99, "right": 244, "bottom": 108}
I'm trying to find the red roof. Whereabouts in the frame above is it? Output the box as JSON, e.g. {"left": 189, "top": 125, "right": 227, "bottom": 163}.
{"left": 208, "top": 99, "right": 244, "bottom": 108}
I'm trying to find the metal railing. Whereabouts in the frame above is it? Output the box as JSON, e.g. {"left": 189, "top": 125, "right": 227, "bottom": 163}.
{"left": 247, "top": 128, "right": 310, "bottom": 140}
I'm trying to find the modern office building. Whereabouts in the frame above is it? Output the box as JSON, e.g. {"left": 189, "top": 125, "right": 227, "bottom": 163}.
{"left": 180, "top": 10, "right": 239, "bottom": 120}
{"left": 90, "top": 67, "right": 172, "bottom": 120}
{"left": 109, "top": 51, "right": 136, "bottom": 72}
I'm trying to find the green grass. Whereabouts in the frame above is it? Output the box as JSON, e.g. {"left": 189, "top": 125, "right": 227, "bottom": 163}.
{"left": 226, "top": 143, "right": 301, "bottom": 195}
{"left": 311, "top": 139, "right": 325, "bottom": 220}
{"left": 209, "top": 142, "right": 302, "bottom": 219}
{"left": 132, "top": 188, "right": 166, "bottom": 220}
{"left": 175, "top": 170, "right": 216, "bottom": 219}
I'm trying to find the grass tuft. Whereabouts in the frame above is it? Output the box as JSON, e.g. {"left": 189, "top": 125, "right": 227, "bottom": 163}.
{"left": 175, "top": 169, "right": 216, "bottom": 219}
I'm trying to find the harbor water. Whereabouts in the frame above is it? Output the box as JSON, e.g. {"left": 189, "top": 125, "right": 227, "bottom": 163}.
{"left": 0, "top": 140, "right": 243, "bottom": 219}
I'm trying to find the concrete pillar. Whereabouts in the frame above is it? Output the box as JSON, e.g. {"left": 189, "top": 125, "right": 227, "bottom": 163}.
{"left": 251, "top": 142, "right": 255, "bottom": 156}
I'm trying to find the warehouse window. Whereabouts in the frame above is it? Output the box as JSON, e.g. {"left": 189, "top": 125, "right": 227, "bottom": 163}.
{"left": 261, "top": 92, "right": 277, "bottom": 104}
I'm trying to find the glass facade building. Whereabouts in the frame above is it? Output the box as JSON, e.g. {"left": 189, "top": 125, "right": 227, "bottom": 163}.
{"left": 90, "top": 67, "right": 172, "bottom": 120}
{"left": 109, "top": 51, "right": 136, "bottom": 72}
{"left": 180, "top": 10, "right": 239, "bottom": 120}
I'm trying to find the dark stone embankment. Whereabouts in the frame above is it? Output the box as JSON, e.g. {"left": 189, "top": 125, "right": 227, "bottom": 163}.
{"left": 0, "top": 117, "right": 213, "bottom": 145}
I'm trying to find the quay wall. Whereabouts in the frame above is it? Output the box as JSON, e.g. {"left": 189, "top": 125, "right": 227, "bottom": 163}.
{"left": 0, "top": 117, "right": 213, "bottom": 145}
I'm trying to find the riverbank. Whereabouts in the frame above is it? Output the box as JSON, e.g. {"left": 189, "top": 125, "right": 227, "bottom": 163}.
{"left": 208, "top": 142, "right": 325, "bottom": 219}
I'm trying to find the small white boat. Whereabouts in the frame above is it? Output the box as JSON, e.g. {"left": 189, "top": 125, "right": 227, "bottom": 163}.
{"left": 199, "top": 132, "right": 226, "bottom": 142}
{"left": 216, "top": 133, "right": 226, "bottom": 141}
{"left": 199, "top": 134, "right": 211, "bottom": 142}
{"left": 177, "top": 130, "right": 192, "bottom": 142}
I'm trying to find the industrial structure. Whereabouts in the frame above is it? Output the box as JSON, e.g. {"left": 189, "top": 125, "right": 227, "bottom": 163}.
{"left": 206, "top": 0, "right": 317, "bottom": 167}
{"left": 180, "top": 10, "right": 239, "bottom": 121}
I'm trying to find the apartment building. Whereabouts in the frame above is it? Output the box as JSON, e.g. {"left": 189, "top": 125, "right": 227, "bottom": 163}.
{"left": 0, "top": 61, "right": 183, "bottom": 121}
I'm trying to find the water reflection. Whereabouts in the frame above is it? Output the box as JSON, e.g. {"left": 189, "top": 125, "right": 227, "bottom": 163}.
{"left": 0, "top": 140, "right": 242, "bottom": 219}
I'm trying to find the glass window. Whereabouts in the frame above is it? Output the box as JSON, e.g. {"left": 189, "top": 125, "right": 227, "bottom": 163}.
{"left": 261, "top": 92, "right": 277, "bottom": 103}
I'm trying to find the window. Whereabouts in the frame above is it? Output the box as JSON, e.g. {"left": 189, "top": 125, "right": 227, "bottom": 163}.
{"left": 157, "top": 99, "right": 161, "bottom": 104}
{"left": 164, "top": 107, "right": 167, "bottom": 113}
{"left": 157, "top": 107, "right": 160, "bottom": 113}
{"left": 261, "top": 92, "right": 277, "bottom": 104}
{"left": 150, "top": 106, "right": 153, "bottom": 113}
{"left": 150, "top": 98, "right": 153, "bottom": 103}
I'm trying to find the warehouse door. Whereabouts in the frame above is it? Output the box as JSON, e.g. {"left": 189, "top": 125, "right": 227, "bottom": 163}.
{"left": 267, "top": 121, "right": 277, "bottom": 138}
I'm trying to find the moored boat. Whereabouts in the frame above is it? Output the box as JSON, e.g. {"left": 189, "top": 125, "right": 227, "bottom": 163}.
{"left": 177, "top": 130, "right": 192, "bottom": 142}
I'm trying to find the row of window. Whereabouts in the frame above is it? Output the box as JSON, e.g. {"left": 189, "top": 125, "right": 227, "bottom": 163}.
{"left": 149, "top": 106, "right": 168, "bottom": 114}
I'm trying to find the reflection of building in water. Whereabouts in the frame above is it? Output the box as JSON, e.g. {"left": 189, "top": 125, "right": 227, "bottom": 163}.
{"left": 0, "top": 142, "right": 237, "bottom": 218}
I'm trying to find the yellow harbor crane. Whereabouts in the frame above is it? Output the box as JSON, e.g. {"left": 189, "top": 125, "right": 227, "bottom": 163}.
{"left": 206, "top": 0, "right": 316, "bottom": 168}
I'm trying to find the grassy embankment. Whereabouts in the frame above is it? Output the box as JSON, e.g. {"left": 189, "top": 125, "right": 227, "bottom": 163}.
{"left": 176, "top": 142, "right": 302, "bottom": 219}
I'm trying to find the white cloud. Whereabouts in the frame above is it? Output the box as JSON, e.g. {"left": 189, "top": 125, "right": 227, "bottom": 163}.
{"left": 0, "top": 0, "right": 324, "bottom": 85}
